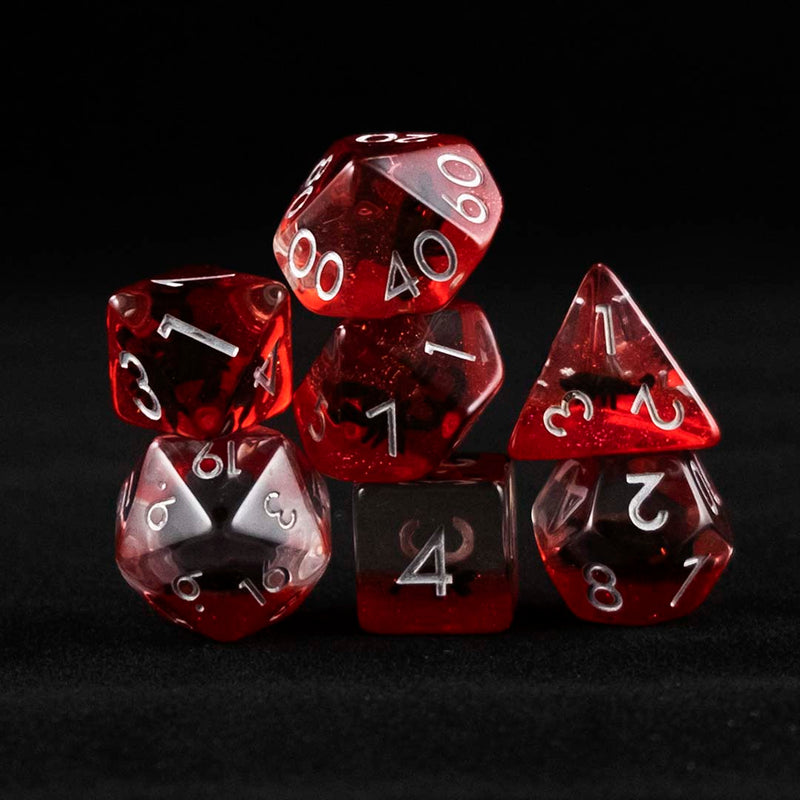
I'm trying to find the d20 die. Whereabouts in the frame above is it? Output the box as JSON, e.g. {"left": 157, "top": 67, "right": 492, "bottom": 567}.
{"left": 115, "top": 425, "right": 330, "bottom": 641}
{"left": 273, "top": 132, "right": 502, "bottom": 317}
{"left": 108, "top": 266, "right": 291, "bottom": 438}
{"left": 353, "top": 454, "right": 518, "bottom": 634}
{"left": 532, "top": 451, "right": 733, "bottom": 625}
{"left": 293, "top": 301, "right": 503, "bottom": 482}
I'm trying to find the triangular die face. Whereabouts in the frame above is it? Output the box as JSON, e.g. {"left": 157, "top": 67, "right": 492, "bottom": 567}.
{"left": 508, "top": 264, "right": 720, "bottom": 459}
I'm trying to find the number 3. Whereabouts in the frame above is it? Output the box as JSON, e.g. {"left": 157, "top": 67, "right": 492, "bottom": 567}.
{"left": 543, "top": 390, "right": 594, "bottom": 437}
{"left": 119, "top": 351, "right": 162, "bottom": 420}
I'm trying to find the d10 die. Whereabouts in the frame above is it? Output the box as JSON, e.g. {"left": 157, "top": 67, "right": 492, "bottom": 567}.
{"left": 107, "top": 266, "right": 292, "bottom": 438}
{"left": 508, "top": 263, "right": 720, "bottom": 459}
{"left": 294, "top": 301, "right": 504, "bottom": 482}
{"left": 115, "top": 426, "right": 330, "bottom": 641}
{"left": 354, "top": 454, "right": 518, "bottom": 634}
{"left": 273, "top": 132, "right": 502, "bottom": 318}
{"left": 532, "top": 451, "right": 733, "bottom": 625}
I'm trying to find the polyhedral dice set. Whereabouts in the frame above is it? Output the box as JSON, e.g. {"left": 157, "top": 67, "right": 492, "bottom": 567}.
{"left": 107, "top": 131, "right": 733, "bottom": 641}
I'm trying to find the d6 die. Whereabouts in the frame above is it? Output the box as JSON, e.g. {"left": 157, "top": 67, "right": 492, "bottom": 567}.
{"left": 107, "top": 266, "right": 291, "bottom": 438}
{"left": 115, "top": 425, "right": 330, "bottom": 641}
{"left": 293, "top": 301, "right": 504, "bottom": 482}
{"left": 532, "top": 451, "right": 733, "bottom": 625}
{"left": 353, "top": 454, "right": 518, "bottom": 634}
{"left": 273, "top": 132, "right": 502, "bottom": 317}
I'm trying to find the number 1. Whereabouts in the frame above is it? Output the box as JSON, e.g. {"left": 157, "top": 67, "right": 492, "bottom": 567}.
{"left": 595, "top": 304, "right": 616, "bottom": 355}
{"left": 158, "top": 314, "right": 239, "bottom": 357}
{"left": 424, "top": 341, "right": 476, "bottom": 362}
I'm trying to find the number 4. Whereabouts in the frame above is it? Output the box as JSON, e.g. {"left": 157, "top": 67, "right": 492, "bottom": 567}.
{"left": 395, "top": 526, "right": 453, "bottom": 597}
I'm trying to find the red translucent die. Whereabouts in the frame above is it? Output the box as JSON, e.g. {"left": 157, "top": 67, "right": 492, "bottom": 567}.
{"left": 508, "top": 263, "right": 720, "bottom": 460}
{"left": 273, "top": 132, "right": 502, "bottom": 318}
{"left": 115, "top": 426, "right": 331, "bottom": 641}
{"left": 532, "top": 451, "right": 733, "bottom": 625}
{"left": 107, "top": 266, "right": 292, "bottom": 438}
{"left": 354, "top": 454, "right": 518, "bottom": 634}
{"left": 294, "top": 301, "right": 504, "bottom": 482}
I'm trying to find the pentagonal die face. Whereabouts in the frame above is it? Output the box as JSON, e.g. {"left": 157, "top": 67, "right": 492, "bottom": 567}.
{"left": 532, "top": 452, "right": 733, "bottom": 625}
{"left": 273, "top": 132, "right": 503, "bottom": 317}
{"left": 293, "top": 301, "right": 504, "bottom": 482}
{"left": 107, "top": 266, "right": 292, "bottom": 438}
{"left": 115, "top": 426, "right": 331, "bottom": 641}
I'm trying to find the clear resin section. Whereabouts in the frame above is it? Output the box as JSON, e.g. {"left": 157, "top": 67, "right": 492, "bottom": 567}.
{"left": 532, "top": 451, "right": 733, "bottom": 625}
{"left": 116, "top": 426, "right": 330, "bottom": 641}
{"left": 354, "top": 454, "right": 517, "bottom": 633}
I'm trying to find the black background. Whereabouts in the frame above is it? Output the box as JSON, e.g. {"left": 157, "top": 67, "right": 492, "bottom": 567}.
{"left": 3, "top": 5, "right": 799, "bottom": 799}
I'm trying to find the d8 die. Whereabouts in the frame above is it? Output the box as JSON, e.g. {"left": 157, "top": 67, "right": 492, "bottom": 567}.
{"left": 273, "top": 132, "right": 502, "bottom": 318}
{"left": 107, "top": 266, "right": 291, "bottom": 438}
{"left": 353, "top": 454, "right": 518, "bottom": 634}
{"left": 293, "top": 301, "right": 504, "bottom": 482}
{"left": 115, "top": 425, "right": 330, "bottom": 641}
{"left": 532, "top": 451, "right": 733, "bottom": 625}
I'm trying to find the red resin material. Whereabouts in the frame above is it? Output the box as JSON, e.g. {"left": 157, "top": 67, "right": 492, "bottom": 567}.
{"left": 273, "top": 132, "right": 502, "bottom": 318}
{"left": 115, "top": 426, "right": 331, "bottom": 641}
{"left": 353, "top": 455, "right": 517, "bottom": 634}
{"left": 294, "top": 302, "right": 504, "bottom": 482}
{"left": 532, "top": 452, "right": 733, "bottom": 625}
{"left": 107, "top": 266, "right": 292, "bottom": 438}
{"left": 356, "top": 570, "right": 515, "bottom": 634}
{"left": 508, "top": 263, "right": 720, "bottom": 460}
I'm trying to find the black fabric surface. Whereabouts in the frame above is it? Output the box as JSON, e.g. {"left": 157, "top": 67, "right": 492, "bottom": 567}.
{"left": 2, "top": 7, "right": 798, "bottom": 799}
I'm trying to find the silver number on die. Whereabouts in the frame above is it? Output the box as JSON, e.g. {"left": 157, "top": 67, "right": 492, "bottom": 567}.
{"left": 626, "top": 472, "right": 669, "bottom": 531}
{"left": 365, "top": 399, "right": 398, "bottom": 457}
{"left": 543, "top": 390, "right": 594, "bottom": 437}
{"left": 118, "top": 351, "right": 162, "bottom": 421}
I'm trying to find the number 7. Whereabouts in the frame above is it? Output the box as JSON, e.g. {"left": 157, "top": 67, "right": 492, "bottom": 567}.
{"left": 365, "top": 399, "right": 398, "bottom": 457}
{"left": 670, "top": 555, "right": 710, "bottom": 607}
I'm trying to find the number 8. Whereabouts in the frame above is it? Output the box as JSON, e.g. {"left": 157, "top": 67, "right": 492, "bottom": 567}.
{"left": 583, "top": 563, "right": 623, "bottom": 612}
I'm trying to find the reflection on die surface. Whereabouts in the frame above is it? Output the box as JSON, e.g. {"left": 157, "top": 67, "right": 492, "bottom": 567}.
{"left": 353, "top": 454, "right": 518, "bottom": 634}
{"left": 273, "top": 131, "right": 502, "bottom": 318}
{"left": 115, "top": 426, "right": 331, "bottom": 641}
{"left": 532, "top": 451, "right": 733, "bottom": 625}
{"left": 107, "top": 266, "right": 292, "bottom": 439}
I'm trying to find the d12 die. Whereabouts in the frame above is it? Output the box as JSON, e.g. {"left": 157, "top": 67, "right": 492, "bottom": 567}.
{"left": 115, "top": 426, "right": 330, "bottom": 641}
{"left": 107, "top": 266, "right": 292, "bottom": 438}
{"left": 354, "top": 454, "right": 518, "bottom": 634}
{"left": 293, "top": 301, "right": 504, "bottom": 482}
{"left": 273, "top": 132, "right": 502, "bottom": 318}
{"left": 508, "top": 263, "right": 720, "bottom": 459}
{"left": 532, "top": 451, "right": 733, "bottom": 625}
